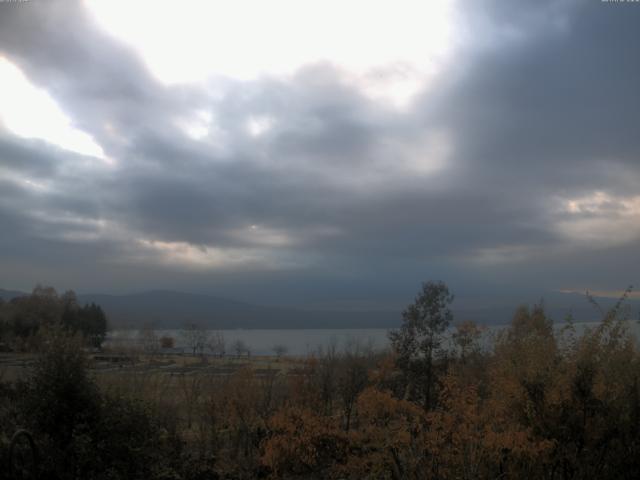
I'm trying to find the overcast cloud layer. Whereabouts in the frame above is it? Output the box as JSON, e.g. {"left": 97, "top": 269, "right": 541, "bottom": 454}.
{"left": 0, "top": 0, "right": 639, "bottom": 309}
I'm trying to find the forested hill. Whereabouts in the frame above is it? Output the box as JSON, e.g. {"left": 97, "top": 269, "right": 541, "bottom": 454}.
{"left": 3, "top": 288, "right": 397, "bottom": 329}
{"left": 1, "top": 288, "right": 638, "bottom": 329}
{"left": 0, "top": 288, "right": 27, "bottom": 301}
{"left": 77, "top": 290, "right": 397, "bottom": 329}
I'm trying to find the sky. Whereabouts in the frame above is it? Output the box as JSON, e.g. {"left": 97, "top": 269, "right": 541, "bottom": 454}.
{"left": 0, "top": 0, "right": 639, "bottom": 310}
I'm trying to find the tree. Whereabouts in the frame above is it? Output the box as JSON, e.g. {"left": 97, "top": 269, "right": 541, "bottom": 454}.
{"left": 208, "top": 330, "right": 226, "bottom": 357}
{"left": 160, "top": 335, "right": 175, "bottom": 349}
{"left": 178, "top": 373, "right": 202, "bottom": 429}
{"left": 452, "top": 320, "right": 484, "bottom": 363}
{"left": 233, "top": 339, "right": 248, "bottom": 358}
{"left": 60, "top": 289, "right": 78, "bottom": 308}
{"left": 337, "top": 347, "right": 368, "bottom": 431}
{"left": 388, "top": 280, "right": 454, "bottom": 410}
{"left": 262, "top": 406, "right": 347, "bottom": 477}
{"left": 61, "top": 298, "right": 108, "bottom": 348}
{"left": 138, "top": 323, "right": 159, "bottom": 355}
{"left": 71, "top": 302, "right": 108, "bottom": 348}
{"left": 273, "top": 344, "right": 288, "bottom": 360}
{"left": 0, "top": 297, "right": 9, "bottom": 343}
{"left": 181, "top": 322, "right": 210, "bottom": 356}
{"left": 21, "top": 326, "right": 101, "bottom": 450}
{"left": 10, "top": 286, "right": 61, "bottom": 340}
{"left": 17, "top": 326, "right": 181, "bottom": 479}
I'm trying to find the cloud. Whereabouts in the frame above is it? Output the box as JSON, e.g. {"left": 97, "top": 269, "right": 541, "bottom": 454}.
{"left": 0, "top": 0, "right": 638, "bottom": 306}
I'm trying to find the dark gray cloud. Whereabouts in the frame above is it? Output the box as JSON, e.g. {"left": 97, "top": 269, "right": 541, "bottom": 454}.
{"left": 0, "top": 0, "right": 639, "bottom": 308}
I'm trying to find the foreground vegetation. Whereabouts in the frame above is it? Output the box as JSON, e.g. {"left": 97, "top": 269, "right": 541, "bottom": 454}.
{"left": 1, "top": 283, "right": 639, "bottom": 479}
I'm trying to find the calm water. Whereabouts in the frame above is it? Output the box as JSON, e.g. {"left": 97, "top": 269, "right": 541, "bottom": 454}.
{"left": 106, "top": 321, "right": 640, "bottom": 356}
{"left": 107, "top": 328, "right": 390, "bottom": 356}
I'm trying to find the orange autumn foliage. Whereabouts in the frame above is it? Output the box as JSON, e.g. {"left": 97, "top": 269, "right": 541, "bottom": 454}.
{"left": 339, "top": 387, "right": 426, "bottom": 479}
{"left": 261, "top": 406, "right": 346, "bottom": 477}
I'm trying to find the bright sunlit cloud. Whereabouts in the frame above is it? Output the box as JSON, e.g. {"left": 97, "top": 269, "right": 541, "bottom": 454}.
{"left": 133, "top": 238, "right": 301, "bottom": 271}
{"left": 556, "top": 191, "right": 640, "bottom": 247}
{"left": 0, "top": 57, "right": 107, "bottom": 161}
{"left": 246, "top": 115, "right": 274, "bottom": 137}
{"left": 84, "top": 0, "right": 457, "bottom": 108}
{"left": 136, "top": 238, "right": 253, "bottom": 270}
{"left": 175, "top": 110, "right": 214, "bottom": 141}
{"left": 233, "top": 224, "right": 294, "bottom": 247}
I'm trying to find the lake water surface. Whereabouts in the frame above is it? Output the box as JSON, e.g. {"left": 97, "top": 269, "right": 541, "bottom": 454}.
{"left": 107, "top": 328, "right": 390, "bottom": 356}
{"left": 106, "top": 320, "right": 640, "bottom": 356}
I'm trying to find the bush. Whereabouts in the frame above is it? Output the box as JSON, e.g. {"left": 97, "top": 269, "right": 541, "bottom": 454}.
{"left": 15, "top": 327, "right": 181, "bottom": 480}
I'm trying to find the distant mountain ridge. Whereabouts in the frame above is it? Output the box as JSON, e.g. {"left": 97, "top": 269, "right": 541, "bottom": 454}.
{"left": 1, "top": 288, "right": 638, "bottom": 329}
{"left": 0, "top": 288, "right": 27, "bottom": 301}
{"left": 77, "top": 290, "right": 397, "bottom": 329}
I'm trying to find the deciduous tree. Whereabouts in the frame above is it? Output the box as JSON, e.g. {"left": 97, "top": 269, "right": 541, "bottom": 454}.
{"left": 388, "top": 280, "right": 454, "bottom": 409}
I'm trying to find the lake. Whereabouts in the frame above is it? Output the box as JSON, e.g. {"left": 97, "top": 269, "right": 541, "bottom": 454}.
{"left": 106, "top": 320, "right": 640, "bottom": 356}
{"left": 106, "top": 328, "right": 391, "bottom": 356}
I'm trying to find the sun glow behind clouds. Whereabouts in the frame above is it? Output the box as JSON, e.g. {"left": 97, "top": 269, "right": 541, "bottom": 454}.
{"left": 84, "top": 0, "right": 457, "bottom": 108}
{"left": 0, "top": 58, "right": 107, "bottom": 161}
{"left": 134, "top": 237, "right": 301, "bottom": 271}
{"left": 136, "top": 238, "right": 253, "bottom": 270}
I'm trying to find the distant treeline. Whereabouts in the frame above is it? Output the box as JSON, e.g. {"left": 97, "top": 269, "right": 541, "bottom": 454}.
{"left": 0, "top": 285, "right": 107, "bottom": 349}
{"left": 1, "top": 282, "right": 640, "bottom": 479}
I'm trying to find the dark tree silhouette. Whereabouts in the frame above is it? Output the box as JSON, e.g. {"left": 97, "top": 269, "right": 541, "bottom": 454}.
{"left": 388, "top": 280, "right": 453, "bottom": 409}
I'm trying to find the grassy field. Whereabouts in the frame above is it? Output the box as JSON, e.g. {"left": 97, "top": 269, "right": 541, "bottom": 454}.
{"left": 0, "top": 350, "right": 303, "bottom": 389}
